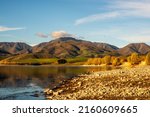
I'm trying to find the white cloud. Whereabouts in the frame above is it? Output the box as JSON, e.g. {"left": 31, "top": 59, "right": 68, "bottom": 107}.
{"left": 51, "top": 31, "right": 74, "bottom": 39}
{"left": 0, "top": 26, "right": 24, "bottom": 32}
{"left": 36, "top": 32, "right": 48, "bottom": 38}
{"left": 75, "top": 0, "right": 150, "bottom": 25}
{"left": 112, "top": 1, "right": 150, "bottom": 18}
{"left": 113, "top": 1, "right": 150, "bottom": 11}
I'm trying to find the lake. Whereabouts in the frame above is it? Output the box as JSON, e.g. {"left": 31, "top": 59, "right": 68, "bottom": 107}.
{"left": 0, "top": 65, "right": 112, "bottom": 100}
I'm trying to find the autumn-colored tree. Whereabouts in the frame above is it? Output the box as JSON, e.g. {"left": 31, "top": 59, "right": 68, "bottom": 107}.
{"left": 130, "top": 53, "right": 139, "bottom": 65}
{"left": 92, "top": 58, "right": 99, "bottom": 65}
{"left": 111, "top": 56, "right": 116, "bottom": 64}
{"left": 112, "top": 57, "right": 120, "bottom": 66}
{"left": 86, "top": 58, "right": 93, "bottom": 65}
{"left": 86, "top": 58, "right": 102, "bottom": 65}
{"left": 119, "top": 56, "right": 127, "bottom": 64}
{"left": 145, "top": 52, "right": 150, "bottom": 65}
{"left": 127, "top": 56, "right": 131, "bottom": 63}
{"left": 101, "top": 57, "right": 105, "bottom": 64}
{"left": 139, "top": 55, "right": 146, "bottom": 62}
{"left": 96, "top": 58, "right": 101, "bottom": 65}
{"left": 103, "top": 55, "right": 111, "bottom": 65}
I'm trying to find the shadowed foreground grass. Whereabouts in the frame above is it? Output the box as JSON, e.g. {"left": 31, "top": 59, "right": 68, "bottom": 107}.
{"left": 45, "top": 66, "right": 150, "bottom": 100}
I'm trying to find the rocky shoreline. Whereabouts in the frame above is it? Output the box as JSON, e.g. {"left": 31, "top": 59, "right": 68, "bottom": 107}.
{"left": 44, "top": 66, "right": 150, "bottom": 100}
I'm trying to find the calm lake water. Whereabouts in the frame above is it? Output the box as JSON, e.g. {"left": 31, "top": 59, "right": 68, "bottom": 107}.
{"left": 0, "top": 65, "right": 113, "bottom": 100}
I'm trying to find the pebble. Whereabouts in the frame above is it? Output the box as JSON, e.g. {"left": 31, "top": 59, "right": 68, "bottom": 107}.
{"left": 44, "top": 66, "right": 150, "bottom": 100}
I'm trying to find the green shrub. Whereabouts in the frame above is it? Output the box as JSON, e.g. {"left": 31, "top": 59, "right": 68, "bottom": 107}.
{"left": 57, "top": 59, "right": 67, "bottom": 64}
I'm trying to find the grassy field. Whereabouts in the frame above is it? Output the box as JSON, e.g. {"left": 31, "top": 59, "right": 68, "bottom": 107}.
{"left": 66, "top": 57, "right": 88, "bottom": 65}
{"left": 0, "top": 56, "right": 88, "bottom": 65}
{"left": 16, "top": 58, "right": 58, "bottom": 65}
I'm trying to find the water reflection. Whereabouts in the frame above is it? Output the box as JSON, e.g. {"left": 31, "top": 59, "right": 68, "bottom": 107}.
{"left": 0, "top": 65, "right": 113, "bottom": 100}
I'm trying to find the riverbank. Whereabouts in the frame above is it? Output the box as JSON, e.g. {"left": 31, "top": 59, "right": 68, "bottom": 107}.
{"left": 45, "top": 66, "right": 150, "bottom": 100}
{"left": 0, "top": 57, "right": 87, "bottom": 65}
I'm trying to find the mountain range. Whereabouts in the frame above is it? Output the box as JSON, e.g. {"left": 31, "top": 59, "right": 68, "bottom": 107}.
{"left": 0, "top": 37, "right": 150, "bottom": 59}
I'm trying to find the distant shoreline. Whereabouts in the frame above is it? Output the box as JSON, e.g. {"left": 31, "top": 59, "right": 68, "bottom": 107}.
{"left": 0, "top": 64, "right": 122, "bottom": 69}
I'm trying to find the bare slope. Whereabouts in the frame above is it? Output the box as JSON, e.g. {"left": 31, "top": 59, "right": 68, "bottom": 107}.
{"left": 33, "top": 37, "right": 119, "bottom": 58}
{"left": 118, "top": 43, "right": 150, "bottom": 56}
{"left": 0, "top": 42, "right": 32, "bottom": 55}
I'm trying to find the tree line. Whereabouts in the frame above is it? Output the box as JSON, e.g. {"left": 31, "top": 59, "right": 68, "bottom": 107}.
{"left": 86, "top": 52, "right": 150, "bottom": 66}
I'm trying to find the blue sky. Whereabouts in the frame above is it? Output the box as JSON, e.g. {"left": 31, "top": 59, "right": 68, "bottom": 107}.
{"left": 0, "top": 0, "right": 150, "bottom": 47}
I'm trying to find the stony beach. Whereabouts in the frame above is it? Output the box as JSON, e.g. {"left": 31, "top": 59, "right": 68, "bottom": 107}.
{"left": 44, "top": 66, "right": 150, "bottom": 100}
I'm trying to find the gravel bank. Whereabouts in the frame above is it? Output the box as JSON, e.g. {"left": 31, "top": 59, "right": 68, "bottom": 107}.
{"left": 44, "top": 66, "right": 150, "bottom": 100}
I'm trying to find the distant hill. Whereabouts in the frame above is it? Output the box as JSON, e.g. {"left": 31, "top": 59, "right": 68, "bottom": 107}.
{"left": 32, "top": 37, "right": 119, "bottom": 58}
{"left": 118, "top": 43, "right": 150, "bottom": 56}
{"left": 1, "top": 38, "right": 150, "bottom": 60}
{"left": 0, "top": 42, "right": 32, "bottom": 56}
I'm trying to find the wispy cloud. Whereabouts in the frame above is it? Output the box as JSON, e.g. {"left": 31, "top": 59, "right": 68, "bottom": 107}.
{"left": 36, "top": 32, "right": 48, "bottom": 38}
{"left": 111, "top": 1, "right": 150, "bottom": 18}
{"left": 75, "top": 12, "right": 120, "bottom": 25}
{"left": 75, "top": 0, "right": 150, "bottom": 25}
{"left": 0, "top": 26, "right": 25, "bottom": 32}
